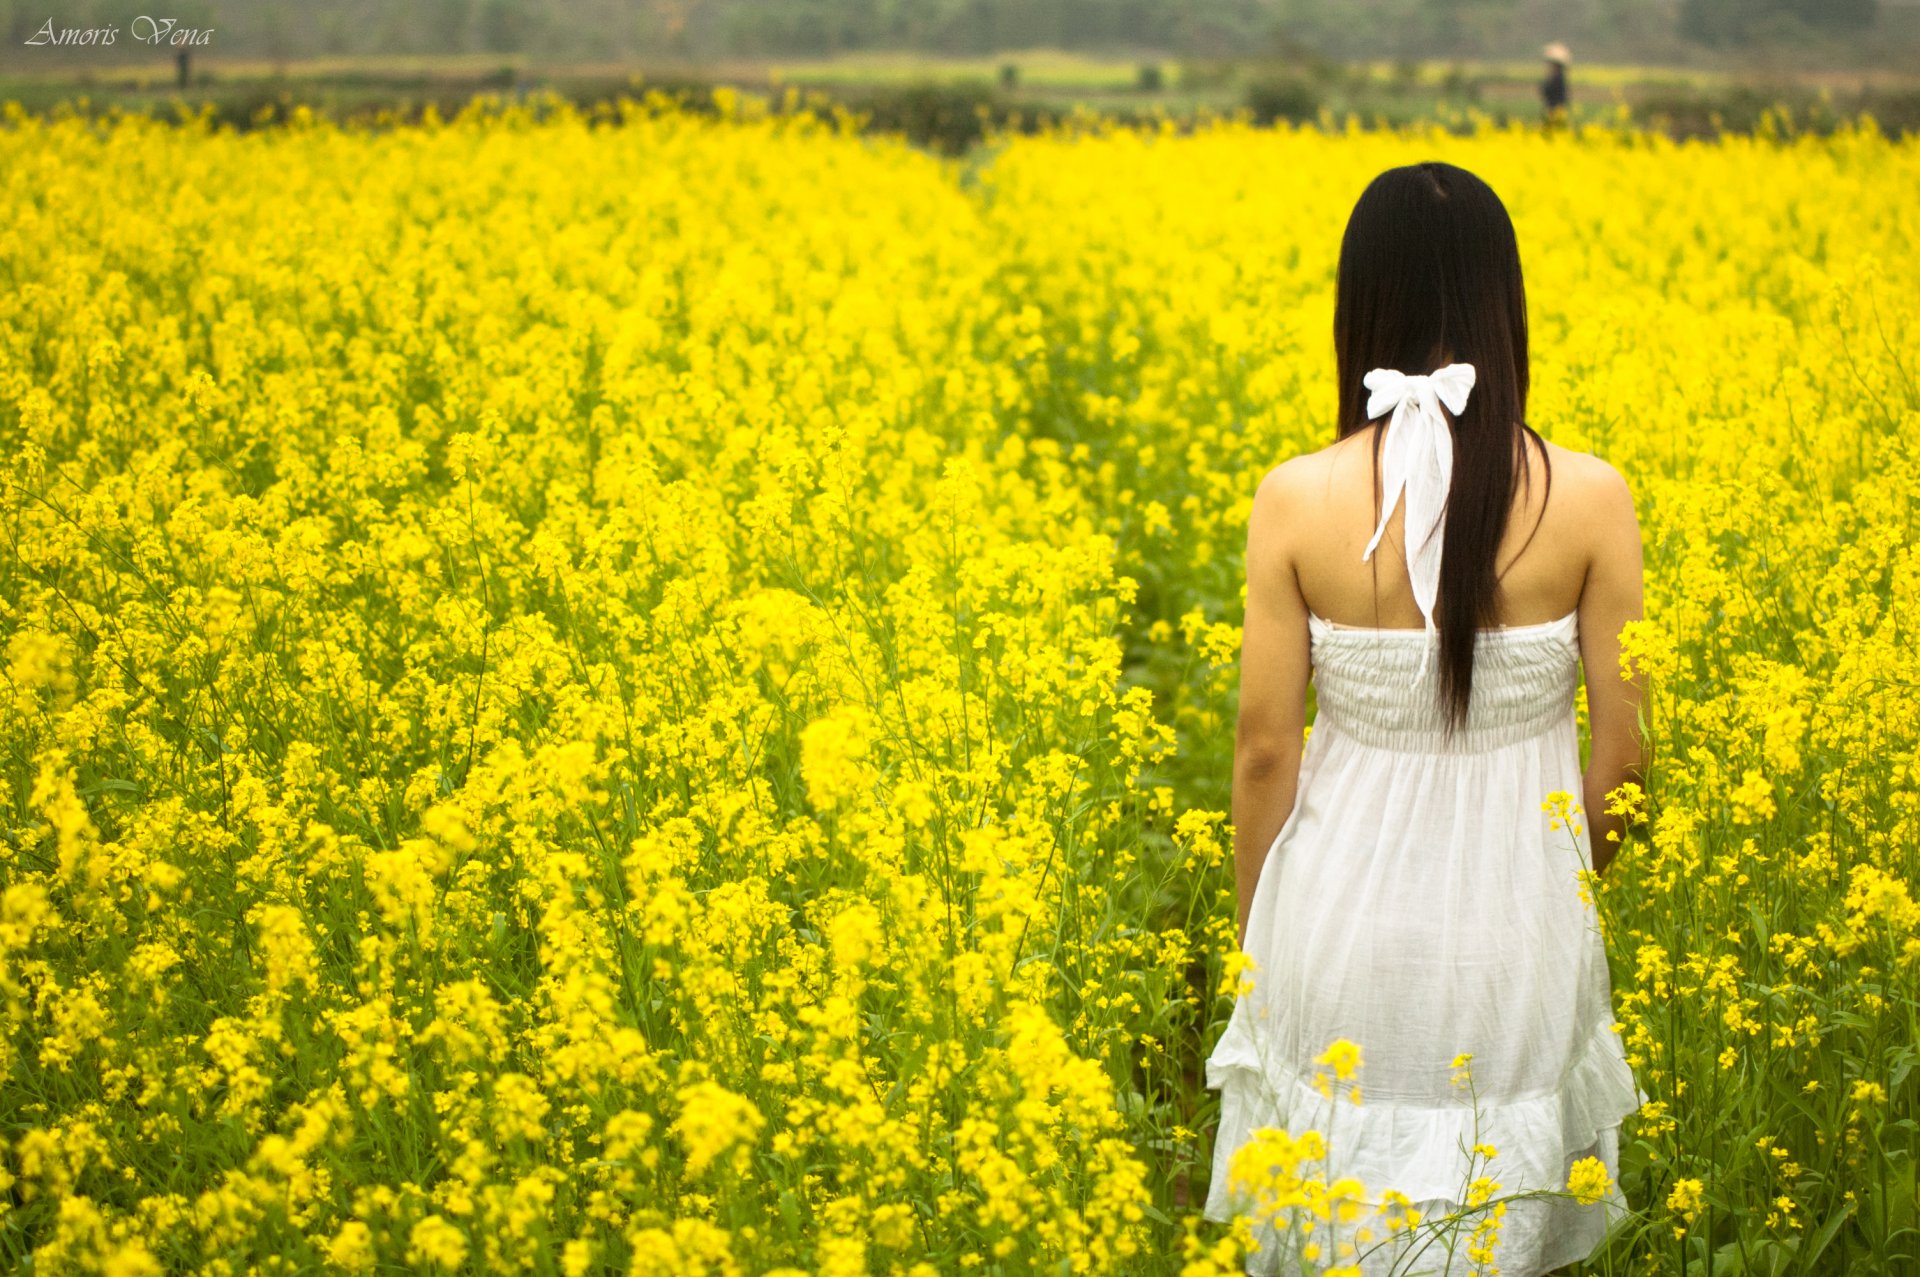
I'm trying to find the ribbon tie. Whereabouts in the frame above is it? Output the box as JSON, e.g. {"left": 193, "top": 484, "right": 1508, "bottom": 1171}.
{"left": 1359, "top": 362, "right": 1477, "bottom": 686}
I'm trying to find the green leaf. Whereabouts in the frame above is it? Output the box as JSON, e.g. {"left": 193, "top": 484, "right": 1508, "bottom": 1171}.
{"left": 1709, "top": 1239, "right": 1749, "bottom": 1277}
{"left": 1798, "top": 1201, "right": 1853, "bottom": 1270}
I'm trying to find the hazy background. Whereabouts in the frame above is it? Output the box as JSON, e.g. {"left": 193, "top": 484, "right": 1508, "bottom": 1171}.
{"left": 6, "top": 0, "right": 1917, "bottom": 146}
{"left": 3, "top": 0, "right": 1916, "bottom": 68}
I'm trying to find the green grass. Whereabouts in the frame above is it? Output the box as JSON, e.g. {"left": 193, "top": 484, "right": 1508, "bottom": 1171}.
{"left": 763, "top": 46, "right": 1152, "bottom": 90}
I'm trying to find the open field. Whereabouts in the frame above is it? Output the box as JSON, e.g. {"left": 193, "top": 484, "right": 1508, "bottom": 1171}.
{"left": 0, "top": 93, "right": 1916, "bottom": 1274}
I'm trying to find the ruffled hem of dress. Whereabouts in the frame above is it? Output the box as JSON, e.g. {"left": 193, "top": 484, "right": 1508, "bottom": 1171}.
{"left": 1214, "top": 1134, "right": 1631, "bottom": 1277}
{"left": 1201, "top": 1017, "right": 1646, "bottom": 1219}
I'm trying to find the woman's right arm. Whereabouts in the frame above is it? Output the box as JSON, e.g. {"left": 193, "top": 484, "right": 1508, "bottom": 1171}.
{"left": 1577, "top": 461, "right": 1649, "bottom": 876}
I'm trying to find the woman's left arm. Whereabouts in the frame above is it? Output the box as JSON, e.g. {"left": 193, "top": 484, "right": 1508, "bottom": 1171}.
{"left": 1232, "top": 462, "right": 1313, "bottom": 952}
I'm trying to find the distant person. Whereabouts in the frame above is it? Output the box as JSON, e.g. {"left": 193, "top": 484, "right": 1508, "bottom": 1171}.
{"left": 1541, "top": 42, "right": 1570, "bottom": 119}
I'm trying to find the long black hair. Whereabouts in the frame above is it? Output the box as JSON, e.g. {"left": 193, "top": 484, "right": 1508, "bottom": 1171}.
{"left": 1333, "top": 160, "right": 1551, "bottom": 738}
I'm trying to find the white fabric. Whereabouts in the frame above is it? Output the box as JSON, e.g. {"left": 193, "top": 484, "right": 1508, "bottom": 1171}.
{"left": 1359, "top": 362, "right": 1477, "bottom": 687}
{"left": 1203, "top": 612, "right": 1647, "bottom": 1276}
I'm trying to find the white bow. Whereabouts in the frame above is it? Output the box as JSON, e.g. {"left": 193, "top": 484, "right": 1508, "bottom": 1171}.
{"left": 1359, "top": 362, "right": 1477, "bottom": 686}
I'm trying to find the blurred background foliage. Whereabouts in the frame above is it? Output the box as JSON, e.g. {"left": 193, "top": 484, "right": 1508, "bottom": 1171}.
{"left": 0, "top": 0, "right": 1910, "bottom": 63}
{"left": 4, "top": 0, "right": 1920, "bottom": 147}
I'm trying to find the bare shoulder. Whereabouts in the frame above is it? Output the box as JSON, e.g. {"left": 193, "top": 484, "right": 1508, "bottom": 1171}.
{"left": 1246, "top": 450, "right": 1328, "bottom": 568}
{"left": 1535, "top": 440, "right": 1641, "bottom": 592}
{"left": 1270, "top": 431, "right": 1369, "bottom": 497}
{"left": 1253, "top": 449, "right": 1329, "bottom": 502}
{"left": 1244, "top": 445, "right": 1336, "bottom": 510}
{"left": 1538, "top": 438, "right": 1637, "bottom": 524}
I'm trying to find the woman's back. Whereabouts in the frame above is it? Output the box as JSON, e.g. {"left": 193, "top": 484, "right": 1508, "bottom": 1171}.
{"left": 1288, "top": 427, "right": 1594, "bottom": 632}
{"left": 1206, "top": 158, "right": 1648, "bottom": 1277}
{"left": 1204, "top": 437, "right": 1648, "bottom": 1272}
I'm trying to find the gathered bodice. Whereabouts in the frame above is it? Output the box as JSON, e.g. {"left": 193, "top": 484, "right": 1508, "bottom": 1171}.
{"left": 1307, "top": 610, "right": 1580, "bottom": 754}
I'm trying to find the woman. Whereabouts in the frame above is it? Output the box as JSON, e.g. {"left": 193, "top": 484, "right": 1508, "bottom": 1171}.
{"left": 1203, "top": 162, "right": 1650, "bottom": 1276}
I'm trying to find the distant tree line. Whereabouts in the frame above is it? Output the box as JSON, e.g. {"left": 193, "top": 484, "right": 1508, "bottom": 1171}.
{"left": 1262, "top": 0, "right": 1882, "bottom": 60}
{"left": 0, "top": 0, "right": 1897, "bottom": 64}
{"left": 1678, "top": 0, "right": 1877, "bottom": 46}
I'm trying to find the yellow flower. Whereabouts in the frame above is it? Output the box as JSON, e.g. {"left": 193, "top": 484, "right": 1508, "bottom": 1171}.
{"left": 1667, "top": 1177, "right": 1706, "bottom": 1224}
{"left": 1314, "top": 1038, "right": 1363, "bottom": 1081}
{"left": 562, "top": 1240, "right": 596, "bottom": 1277}
{"left": 801, "top": 705, "right": 880, "bottom": 811}
{"left": 325, "top": 1221, "right": 377, "bottom": 1272}
{"left": 672, "top": 1080, "right": 766, "bottom": 1177}
{"left": 406, "top": 1215, "right": 468, "bottom": 1270}
{"left": 827, "top": 899, "right": 886, "bottom": 972}
{"left": 99, "top": 1246, "right": 163, "bottom": 1277}
{"left": 1568, "top": 1156, "right": 1613, "bottom": 1205}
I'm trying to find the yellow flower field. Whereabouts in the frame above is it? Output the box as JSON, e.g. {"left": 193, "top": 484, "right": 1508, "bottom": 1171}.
{"left": 0, "top": 93, "right": 1915, "bottom": 1274}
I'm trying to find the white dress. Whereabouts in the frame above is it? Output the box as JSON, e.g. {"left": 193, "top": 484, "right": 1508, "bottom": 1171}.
{"left": 1203, "top": 607, "right": 1648, "bottom": 1277}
